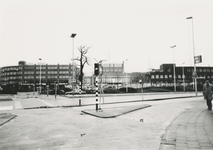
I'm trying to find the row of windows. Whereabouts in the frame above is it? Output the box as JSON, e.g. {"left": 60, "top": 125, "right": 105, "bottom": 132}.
{"left": 151, "top": 74, "right": 213, "bottom": 79}
{"left": 1, "top": 71, "right": 71, "bottom": 76}
{"left": 0, "top": 67, "right": 20, "bottom": 72}
{"left": 187, "top": 69, "right": 213, "bottom": 72}
{"left": 104, "top": 69, "right": 123, "bottom": 72}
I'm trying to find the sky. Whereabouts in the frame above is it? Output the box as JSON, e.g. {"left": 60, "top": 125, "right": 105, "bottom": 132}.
{"left": 1, "top": 0, "right": 213, "bottom": 76}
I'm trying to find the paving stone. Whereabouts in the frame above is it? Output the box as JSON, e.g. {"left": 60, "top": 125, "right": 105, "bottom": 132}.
{"left": 160, "top": 102, "right": 213, "bottom": 150}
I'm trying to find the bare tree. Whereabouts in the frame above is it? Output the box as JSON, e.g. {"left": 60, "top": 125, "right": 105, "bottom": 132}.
{"left": 74, "top": 45, "right": 90, "bottom": 89}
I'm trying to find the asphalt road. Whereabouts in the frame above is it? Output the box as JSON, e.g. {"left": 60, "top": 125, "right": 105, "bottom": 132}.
{"left": 0, "top": 94, "right": 205, "bottom": 150}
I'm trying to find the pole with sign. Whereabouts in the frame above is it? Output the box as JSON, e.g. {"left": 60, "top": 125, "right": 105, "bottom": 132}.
{"left": 139, "top": 79, "right": 144, "bottom": 100}
{"left": 46, "top": 85, "right": 49, "bottom": 97}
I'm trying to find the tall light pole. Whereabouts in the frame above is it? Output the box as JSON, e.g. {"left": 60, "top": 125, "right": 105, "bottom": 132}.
{"left": 123, "top": 59, "right": 128, "bottom": 93}
{"left": 39, "top": 58, "right": 42, "bottom": 94}
{"left": 70, "top": 33, "right": 77, "bottom": 90}
{"left": 186, "top": 16, "right": 197, "bottom": 96}
{"left": 182, "top": 62, "right": 185, "bottom": 92}
{"left": 170, "top": 45, "right": 176, "bottom": 92}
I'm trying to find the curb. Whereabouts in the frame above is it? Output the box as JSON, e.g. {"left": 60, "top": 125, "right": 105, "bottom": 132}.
{"left": 81, "top": 104, "right": 151, "bottom": 118}
{"left": 0, "top": 113, "right": 17, "bottom": 126}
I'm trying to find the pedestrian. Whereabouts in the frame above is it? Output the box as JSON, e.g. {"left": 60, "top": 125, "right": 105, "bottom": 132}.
{"left": 203, "top": 80, "right": 213, "bottom": 110}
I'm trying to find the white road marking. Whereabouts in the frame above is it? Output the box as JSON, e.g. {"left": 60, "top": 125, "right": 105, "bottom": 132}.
{"left": 14, "top": 101, "right": 23, "bottom": 109}
{"left": 0, "top": 106, "right": 13, "bottom": 110}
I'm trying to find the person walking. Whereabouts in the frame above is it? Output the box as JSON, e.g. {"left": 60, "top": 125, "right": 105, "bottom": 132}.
{"left": 203, "top": 80, "right": 213, "bottom": 110}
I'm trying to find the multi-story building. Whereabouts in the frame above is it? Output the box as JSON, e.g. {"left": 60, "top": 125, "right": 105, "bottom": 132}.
{"left": 82, "top": 63, "right": 131, "bottom": 88}
{"left": 146, "top": 63, "right": 213, "bottom": 90}
{"left": 101, "top": 63, "right": 130, "bottom": 86}
{"left": 0, "top": 61, "right": 79, "bottom": 92}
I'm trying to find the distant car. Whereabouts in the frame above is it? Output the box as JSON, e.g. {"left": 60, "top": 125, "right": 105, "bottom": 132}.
{"left": 65, "top": 89, "right": 86, "bottom": 95}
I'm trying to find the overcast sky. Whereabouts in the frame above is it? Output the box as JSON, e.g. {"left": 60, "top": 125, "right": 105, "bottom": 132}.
{"left": 1, "top": 0, "right": 213, "bottom": 75}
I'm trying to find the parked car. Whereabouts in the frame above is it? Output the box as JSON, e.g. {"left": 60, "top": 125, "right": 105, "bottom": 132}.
{"left": 65, "top": 89, "right": 86, "bottom": 95}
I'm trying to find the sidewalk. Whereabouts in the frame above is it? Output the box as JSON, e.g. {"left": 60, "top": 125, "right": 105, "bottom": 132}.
{"left": 160, "top": 103, "right": 213, "bottom": 150}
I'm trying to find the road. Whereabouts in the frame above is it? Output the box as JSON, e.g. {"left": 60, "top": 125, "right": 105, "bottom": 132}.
{"left": 0, "top": 92, "right": 202, "bottom": 110}
{"left": 0, "top": 93, "right": 205, "bottom": 149}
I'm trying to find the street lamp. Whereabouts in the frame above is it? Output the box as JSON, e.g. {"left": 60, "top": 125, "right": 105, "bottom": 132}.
{"left": 39, "top": 58, "right": 42, "bottom": 94}
{"left": 186, "top": 16, "right": 197, "bottom": 96}
{"left": 123, "top": 59, "right": 128, "bottom": 93}
{"left": 170, "top": 45, "right": 176, "bottom": 92}
{"left": 70, "top": 33, "right": 77, "bottom": 91}
{"left": 182, "top": 62, "right": 185, "bottom": 92}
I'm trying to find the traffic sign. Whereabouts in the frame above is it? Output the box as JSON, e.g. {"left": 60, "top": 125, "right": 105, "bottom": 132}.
{"left": 194, "top": 55, "right": 202, "bottom": 64}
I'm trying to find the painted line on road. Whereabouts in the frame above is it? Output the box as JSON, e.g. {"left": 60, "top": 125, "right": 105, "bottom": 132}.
{"left": 14, "top": 101, "right": 23, "bottom": 109}
{"left": 0, "top": 106, "right": 13, "bottom": 111}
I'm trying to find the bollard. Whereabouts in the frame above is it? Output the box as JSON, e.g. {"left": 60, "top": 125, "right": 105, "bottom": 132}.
{"left": 79, "top": 82, "right": 81, "bottom": 106}
{"left": 95, "top": 77, "right": 98, "bottom": 111}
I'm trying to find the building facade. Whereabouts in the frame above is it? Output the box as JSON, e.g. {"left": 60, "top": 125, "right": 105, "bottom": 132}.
{"left": 0, "top": 61, "right": 79, "bottom": 92}
{"left": 147, "top": 64, "right": 213, "bottom": 90}
{"left": 82, "top": 63, "right": 131, "bottom": 89}
{"left": 101, "top": 63, "right": 130, "bottom": 85}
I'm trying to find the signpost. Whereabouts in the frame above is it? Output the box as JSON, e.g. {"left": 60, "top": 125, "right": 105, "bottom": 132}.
{"left": 55, "top": 82, "right": 57, "bottom": 99}
{"left": 46, "top": 85, "right": 49, "bottom": 97}
{"left": 139, "top": 79, "right": 144, "bottom": 100}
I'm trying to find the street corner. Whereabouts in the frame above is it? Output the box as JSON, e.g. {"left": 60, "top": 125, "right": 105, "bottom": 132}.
{"left": 81, "top": 104, "right": 151, "bottom": 118}
{"left": 0, "top": 113, "right": 17, "bottom": 126}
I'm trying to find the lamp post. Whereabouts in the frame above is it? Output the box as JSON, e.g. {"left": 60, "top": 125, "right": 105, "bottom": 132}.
{"left": 182, "top": 62, "right": 185, "bottom": 92}
{"left": 70, "top": 33, "right": 77, "bottom": 92}
{"left": 186, "top": 16, "right": 197, "bottom": 96}
{"left": 123, "top": 59, "right": 128, "bottom": 93}
{"left": 39, "top": 58, "right": 42, "bottom": 94}
{"left": 170, "top": 45, "right": 176, "bottom": 92}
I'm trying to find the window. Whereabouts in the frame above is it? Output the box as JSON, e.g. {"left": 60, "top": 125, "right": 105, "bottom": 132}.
{"left": 207, "top": 69, "right": 210, "bottom": 72}
{"left": 24, "top": 66, "right": 34, "bottom": 69}
{"left": 165, "top": 75, "right": 168, "bottom": 78}
{"left": 167, "top": 68, "right": 171, "bottom": 72}
{"left": 203, "top": 69, "right": 206, "bottom": 72}
{"left": 160, "top": 75, "right": 163, "bottom": 79}
{"left": 151, "top": 75, "right": 155, "bottom": 79}
{"left": 169, "top": 75, "right": 172, "bottom": 78}
{"left": 178, "top": 75, "right": 181, "bottom": 78}
{"left": 187, "top": 69, "right": 191, "bottom": 72}
{"left": 48, "top": 66, "right": 58, "bottom": 69}
{"left": 24, "top": 71, "right": 34, "bottom": 74}
{"left": 156, "top": 75, "right": 159, "bottom": 79}
{"left": 59, "top": 71, "right": 69, "bottom": 74}
{"left": 59, "top": 66, "right": 69, "bottom": 69}
{"left": 47, "top": 71, "right": 57, "bottom": 74}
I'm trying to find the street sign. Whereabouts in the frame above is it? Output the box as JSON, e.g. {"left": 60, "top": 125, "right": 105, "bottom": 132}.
{"left": 194, "top": 55, "right": 202, "bottom": 64}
